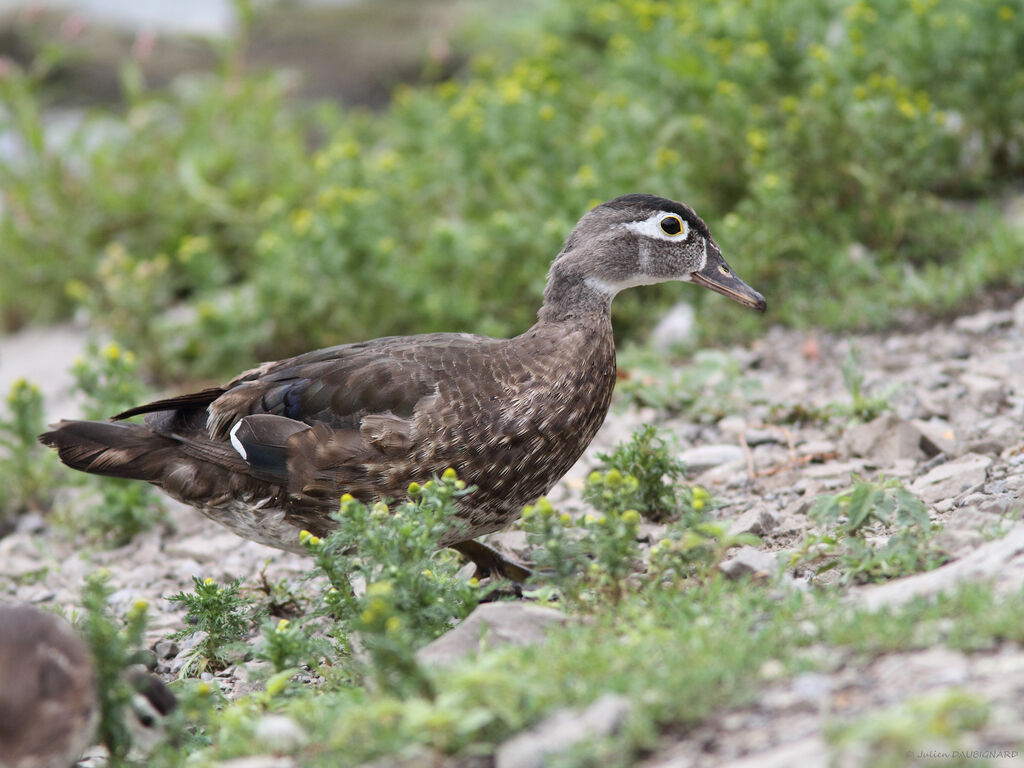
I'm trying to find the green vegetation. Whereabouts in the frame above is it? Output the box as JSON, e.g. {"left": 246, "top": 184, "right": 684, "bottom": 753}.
{"left": 591, "top": 425, "right": 694, "bottom": 522}
{"left": 151, "top": 579, "right": 1024, "bottom": 768}
{"left": 0, "top": 378, "right": 58, "bottom": 531}
{"left": 78, "top": 572, "right": 152, "bottom": 763}
{"left": 3, "top": 0, "right": 1023, "bottom": 381}
{"left": 827, "top": 689, "right": 990, "bottom": 768}
{"left": 792, "top": 476, "right": 949, "bottom": 584}
{"left": 67, "top": 343, "right": 165, "bottom": 544}
{"left": 302, "top": 472, "right": 481, "bottom": 695}
{"left": 617, "top": 348, "right": 764, "bottom": 421}
{"left": 167, "top": 576, "right": 258, "bottom": 676}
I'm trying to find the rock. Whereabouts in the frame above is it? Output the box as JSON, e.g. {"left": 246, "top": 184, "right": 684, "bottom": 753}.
{"left": 718, "top": 547, "right": 781, "bottom": 580}
{"left": 164, "top": 532, "right": 246, "bottom": 561}
{"left": 154, "top": 640, "right": 179, "bottom": 659}
{"left": 650, "top": 302, "right": 696, "bottom": 351}
{"left": 842, "top": 413, "right": 924, "bottom": 465}
{"left": 254, "top": 715, "right": 307, "bottom": 751}
{"left": 217, "top": 758, "right": 297, "bottom": 768}
{"left": 495, "top": 694, "right": 631, "bottom": 768}
{"left": 960, "top": 374, "right": 1004, "bottom": 410}
{"left": 1013, "top": 296, "right": 1024, "bottom": 332}
{"left": 416, "top": 603, "right": 569, "bottom": 667}
{"left": 729, "top": 507, "right": 779, "bottom": 537}
{"left": 710, "top": 735, "right": 828, "bottom": 768}
{"left": 909, "top": 418, "right": 956, "bottom": 457}
{"left": 953, "top": 309, "right": 1012, "bottom": 334}
{"left": 932, "top": 527, "right": 985, "bottom": 560}
{"left": 855, "top": 525, "right": 1024, "bottom": 610}
{"left": 744, "top": 428, "right": 783, "bottom": 446}
{"left": 679, "top": 444, "right": 746, "bottom": 473}
{"left": 910, "top": 453, "right": 992, "bottom": 504}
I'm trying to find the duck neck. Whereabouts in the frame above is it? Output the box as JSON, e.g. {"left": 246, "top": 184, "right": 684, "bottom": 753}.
{"left": 537, "top": 257, "right": 617, "bottom": 324}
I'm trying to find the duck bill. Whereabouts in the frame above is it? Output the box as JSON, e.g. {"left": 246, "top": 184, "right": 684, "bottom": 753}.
{"left": 690, "top": 252, "right": 767, "bottom": 312}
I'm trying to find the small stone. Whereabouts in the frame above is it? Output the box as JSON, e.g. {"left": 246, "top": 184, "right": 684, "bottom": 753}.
{"left": 495, "top": 694, "right": 631, "bottom": 768}
{"left": 216, "top": 758, "right": 297, "bottom": 768}
{"left": 1013, "top": 296, "right": 1024, "bottom": 332}
{"left": 953, "top": 309, "right": 1012, "bottom": 334}
{"left": 416, "top": 603, "right": 569, "bottom": 667}
{"left": 910, "top": 418, "right": 956, "bottom": 457}
{"left": 932, "top": 527, "right": 985, "bottom": 560}
{"left": 729, "top": 507, "right": 779, "bottom": 537}
{"left": 718, "top": 547, "right": 780, "bottom": 580}
{"left": 154, "top": 640, "right": 179, "bottom": 660}
{"left": 842, "top": 413, "right": 923, "bottom": 465}
{"left": 744, "top": 428, "right": 783, "bottom": 446}
{"left": 960, "top": 374, "right": 1004, "bottom": 410}
{"left": 650, "top": 302, "right": 696, "bottom": 351}
{"left": 910, "top": 453, "right": 992, "bottom": 504}
{"left": 678, "top": 444, "right": 746, "bottom": 473}
{"left": 255, "top": 715, "right": 307, "bottom": 751}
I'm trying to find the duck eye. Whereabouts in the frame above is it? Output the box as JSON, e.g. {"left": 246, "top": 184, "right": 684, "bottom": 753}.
{"left": 660, "top": 215, "right": 683, "bottom": 236}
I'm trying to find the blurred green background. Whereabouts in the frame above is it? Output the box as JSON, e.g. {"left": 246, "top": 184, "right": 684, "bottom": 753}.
{"left": 1, "top": 0, "right": 1022, "bottom": 383}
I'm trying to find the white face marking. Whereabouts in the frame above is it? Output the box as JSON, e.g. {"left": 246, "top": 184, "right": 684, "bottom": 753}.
{"left": 229, "top": 420, "right": 247, "bottom": 460}
{"left": 622, "top": 210, "right": 690, "bottom": 242}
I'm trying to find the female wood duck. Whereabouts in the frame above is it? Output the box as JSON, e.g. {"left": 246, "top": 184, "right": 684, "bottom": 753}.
{"left": 41, "top": 194, "right": 765, "bottom": 579}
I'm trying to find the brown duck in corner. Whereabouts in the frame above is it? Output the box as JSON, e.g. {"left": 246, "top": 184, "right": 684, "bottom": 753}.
{"left": 41, "top": 194, "right": 765, "bottom": 579}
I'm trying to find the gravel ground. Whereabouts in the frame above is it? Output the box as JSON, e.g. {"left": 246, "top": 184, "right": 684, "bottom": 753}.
{"left": 1, "top": 296, "right": 1023, "bottom": 766}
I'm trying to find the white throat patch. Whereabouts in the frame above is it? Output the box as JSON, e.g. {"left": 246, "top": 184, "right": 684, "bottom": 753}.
{"left": 622, "top": 210, "right": 691, "bottom": 242}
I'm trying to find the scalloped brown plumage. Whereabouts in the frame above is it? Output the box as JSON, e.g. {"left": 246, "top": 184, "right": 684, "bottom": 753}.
{"left": 41, "top": 194, "right": 765, "bottom": 579}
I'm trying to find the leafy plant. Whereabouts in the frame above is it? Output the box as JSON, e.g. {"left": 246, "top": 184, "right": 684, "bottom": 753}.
{"left": 254, "top": 618, "right": 324, "bottom": 675}
{"left": 78, "top": 571, "right": 152, "bottom": 763}
{"left": 834, "top": 345, "right": 897, "bottom": 422}
{"left": 792, "top": 477, "right": 948, "bottom": 584}
{"left": 167, "top": 576, "right": 258, "bottom": 676}
{"left": 302, "top": 470, "right": 480, "bottom": 696}
{"left": 649, "top": 520, "right": 761, "bottom": 583}
{"left": 593, "top": 425, "right": 703, "bottom": 522}
{"left": 617, "top": 349, "right": 763, "bottom": 422}
{"left": 827, "top": 689, "right": 989, "bottom": 768}
{"left": 67, "top": 343, "right": 163, "bottom": 545}
{"left": 0, "top": 378, "right": 59, "bottom": 531}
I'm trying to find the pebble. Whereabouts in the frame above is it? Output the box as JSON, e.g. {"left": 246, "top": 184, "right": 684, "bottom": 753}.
{"left": 719, "top": 547, "right": 781, "bottom": 580}
{"left": 495, "top": 694, "right": 631, "bottom": 768}
{"left": 678, "top": 444, "right": 747, "bottom": 472}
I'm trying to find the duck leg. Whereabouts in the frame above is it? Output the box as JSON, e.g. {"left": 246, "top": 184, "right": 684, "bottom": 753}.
{"left": 451, "top": 540, "right": 532, "bottom": 583}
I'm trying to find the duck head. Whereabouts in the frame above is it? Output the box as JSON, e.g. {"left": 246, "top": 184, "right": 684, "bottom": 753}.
{"left": 540, "top": 193, "right": 766, "bottom": 320}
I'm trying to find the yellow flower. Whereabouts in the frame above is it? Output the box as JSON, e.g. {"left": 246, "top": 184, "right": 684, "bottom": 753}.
{"left": 203, "top": 577, "right": 215, "bottom": 585}
{"left": 535, "top": 497, "right": 555, "bottom": 517}
{"left": 622, "top": 509, "right": 641, "bottom": 525}
{"left": 998, "top": 5, "right": 1013, "bottom": 21}
{"left": 746, "top": 130, "right": 767, "bottom": 152}
{"left": 408, "top": 481, "right": 421, "bottom": 495}
{"left": 290, "top": 209, "right": 314, "bottom": 236}
{"left": 276, "top": 618, "right": 290, "bottom": 633}
{"left": 538, "top": 104, "right": 556, "bottom": 121}
{"left": 385, "top": 616, "right": 402, "bottom": 634}
{"left": 442, "top": 467, "right": 458, "bottom": 481}
{"left": 340, "top": 493, "right": 355, "bottom": 503}
{"left": 102, "top": 342, "right": 121, "bottom": 361}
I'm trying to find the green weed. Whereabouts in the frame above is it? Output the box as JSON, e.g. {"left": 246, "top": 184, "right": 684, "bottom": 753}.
{"left": 302, "top": 471, "right": 480, "bottom": 696}
{"left": 593, "top": 425, "right": 702, "bottom": 523}
{"left": 67, "top": 343, "right": 164, "bottom": 545}
{"left": 617, "top": 349, "right": 763, "bottom": 422}
{"left": 78, "top": 571, "right": 152, "bottom": 763}
{"left": 0, "top": 378, "right": 59, "bottom": 531}
{"left": 167, "top": 576, "right": 259, "bottom": 677}
{"left": 827, "top": 690, "right": 990, "bottom": 768}
{"left": 792, "top": 477, "right": 948, "bottom": 584}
